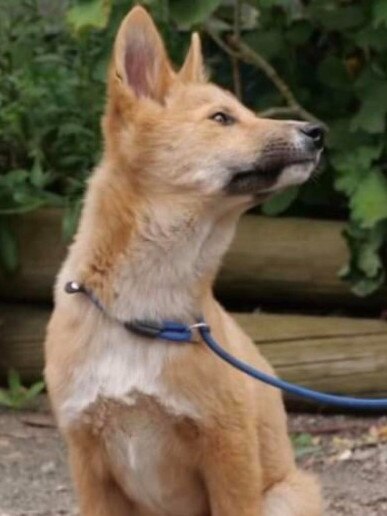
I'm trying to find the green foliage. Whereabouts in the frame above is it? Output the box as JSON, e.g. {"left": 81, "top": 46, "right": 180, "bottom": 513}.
{"left": 261, "top": 186, "right": 300, "bottom": 216}
{"left": 67, "top": 0, "right": 112, "bottom": 34}
{"left": 2, "top": 0, "right": 387, "bottom": 295}
{"left": 170, "top": 0, "right": 222, "bottom": 26}
{"left": 0, "top": 0, "right": 103, "bottom": 215}
{"left": 291, "top": 432, "right": 321, "bottom": 459}
{"left": 340, "top": 222, "right": 387, "bottom": 296}
{"left": 0, "top": 369, "right": 45, "bottom": 410}
{"left": 245, "top": 0, "right": 387, "bottom": 296}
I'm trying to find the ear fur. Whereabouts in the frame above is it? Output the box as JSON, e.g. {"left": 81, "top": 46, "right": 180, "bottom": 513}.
{"left": 179, "top": 33, "right": 207, "bottom": 84}
{"left": 112, "top": 6, "right": 175, "bottom": 102}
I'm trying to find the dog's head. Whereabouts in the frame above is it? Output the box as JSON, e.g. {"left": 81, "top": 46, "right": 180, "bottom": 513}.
{"left": 104, "top": 6, "right": 324, "bottom": 207}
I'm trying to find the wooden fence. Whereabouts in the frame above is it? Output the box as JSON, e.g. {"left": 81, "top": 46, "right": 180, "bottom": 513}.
{"left": 1, "top": 209, "right": 387, "bottom": 401}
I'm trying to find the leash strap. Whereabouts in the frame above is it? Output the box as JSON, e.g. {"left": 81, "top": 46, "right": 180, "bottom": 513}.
{"left": 198, "top": 324, "right": 387, "bottom": 411}
{"left": 65, "top": 281, "right": 387, "bottom": 411}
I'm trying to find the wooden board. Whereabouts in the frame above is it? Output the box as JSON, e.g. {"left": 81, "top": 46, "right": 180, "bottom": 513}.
{"left": 0, "top": 209, "right": 67, "bottom": 301}
{"left": 0, "top": 304, "right": 50, "bottom": 382}
{"left": 217, "top": 215, "right": 353, "bottom": 305}
{"left": 0, "top": 209, "right": 384, "bottom": 307}
{"left": 1, "top": 304, "right": 387, "bottom": 400}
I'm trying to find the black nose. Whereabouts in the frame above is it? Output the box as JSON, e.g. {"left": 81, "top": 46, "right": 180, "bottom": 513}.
{"left": 299, "top": 124, "right": 325, "bottom": 150}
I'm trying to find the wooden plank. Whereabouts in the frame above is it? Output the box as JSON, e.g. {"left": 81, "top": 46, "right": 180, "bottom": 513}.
{"left": 237, "top": 313, "right": 387, "bottom": 397}
{"left": 217, "top": 215, "right": 355, "bottom": 305}
{"left": 0, "top": 209, "right": 384, "bottom": 306}
{"left": 0, "top": 209, "right": 67, "bottom": 301}
{"left": 0, "top": 304, "right": 49, "bottom": 382}
{"left": 1, "top": 305, "right": 387, "bottom": 400}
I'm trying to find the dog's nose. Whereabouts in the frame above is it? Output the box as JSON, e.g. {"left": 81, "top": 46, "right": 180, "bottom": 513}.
{"left": 299, "top": 124, "right": 325, "bottom": 150}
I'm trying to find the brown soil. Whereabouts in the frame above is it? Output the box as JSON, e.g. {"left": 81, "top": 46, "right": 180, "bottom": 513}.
{"left": 1, "top": 399, "right": 386, "bottom": 515}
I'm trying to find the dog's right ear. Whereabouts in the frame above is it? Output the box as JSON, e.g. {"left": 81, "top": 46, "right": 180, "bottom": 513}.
{"left": 179, "top": 33, "right": 207, "bottom": 84}
{"left": 112, "top": 6, "right": 175, "bottom": 103}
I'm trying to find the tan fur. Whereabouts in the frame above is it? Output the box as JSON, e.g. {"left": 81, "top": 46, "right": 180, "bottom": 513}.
{"left": 45, "top": 6, "right": 323, "bottom": 515}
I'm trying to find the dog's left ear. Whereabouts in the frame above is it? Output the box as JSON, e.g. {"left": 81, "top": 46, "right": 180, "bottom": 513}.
{"left": 113, "top": 6, "right": 175, "bottom": 102}
{"left": 179, "top": 33, "right": 207, "bottom": 83}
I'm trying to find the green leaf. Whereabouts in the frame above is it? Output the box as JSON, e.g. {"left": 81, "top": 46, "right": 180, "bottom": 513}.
{"left": 357, "top": 244, "right": 383, "bottom": 279}
{"left": 62, "top": 199, "right": 83, "bottom": 241}
{"left": 259, "top": 0, "right": 284, "bottom": 7}
{"left": 170, "top": 0, "right": 222, "bottom": 26}
{"left": 340, "top": 222, "right": 386, "bottom": 296}
{"left": 335, "top": 168, "right": 365, "bottom": 197}
{"left": 0, "top": 218, "right": 18, "bottom": 273}
{"left": 8, "top": 369, "right": 21, "bottom": 392}
{"left": 259, "top": 0, "right": 304, "bottom": 18}
{"left": 142, "top": 0, "right": 169, "bottom": 22}
{"left": 354, "top": 27, "right": 387, "bottom": 52}
{"left": 327, "top": 119, "right": 372, "bottom": 152}
{"left": 261, "top": 186, "right": 299, "bottom": 216}
{"left": 24, "top": 381, "right": 45, "bottom": 402}
{"left": 0, "top": 170, "right": 28, "bottom": 189}
{"left": 243, "top": 29, "right": 284, "bottom": 60}
{"left": 332, "top": 145, "right": 383, "bottom": 196}
{"left": 67, "top": 0, "right": 112, "bottom": 34}
{"left": 291, "top": 433, "right": 320, "bottom": 459}
{"left": 373, "top": 0, "right": 387, "bottom": 28}
{"left": 351, "top": 81, "right": 387, "bottom": 134}
{"left": 318, "top": 56, "right": 350, "bottom": 91}
{"left": 286, "top": 22, "right": 313, "bottom": 45}
{"left": 0, "top": 372, "right": 44, "bottom": 409}
{"left": 351, "top": 276, "right": 384, "bottom": 297}
{"left": 292, "top": 432, "right": 313, "bottom": 448}
{"left": 30, "top": 159, "right": 48, "bottom": 189}
{"left": 350, "top": 169, "right": 387, "bottom": 228}
{"left": 307, "top": 4, "right": 365, "bottom": 31}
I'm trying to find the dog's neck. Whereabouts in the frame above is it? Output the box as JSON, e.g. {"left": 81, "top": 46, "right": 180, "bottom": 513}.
{"left": 71, "top": 166, "right": 247, "bottom": 324}
{"left": 111, "top": 195, "right": 243, "bottom": 323}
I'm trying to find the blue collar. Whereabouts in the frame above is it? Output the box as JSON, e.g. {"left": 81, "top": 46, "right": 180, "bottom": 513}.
{"left": 65, "top": 281, "right": 205, "bottom": 342}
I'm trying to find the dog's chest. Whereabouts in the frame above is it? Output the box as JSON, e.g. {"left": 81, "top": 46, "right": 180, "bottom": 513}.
{"left": 59, "top": 325, "right": 198, "bottom": 427}
{"left": 100, "top": 397, "right": 208, "bottom": 516}
{"left": 59, "top": 328, "right": 207, "bottom": 514}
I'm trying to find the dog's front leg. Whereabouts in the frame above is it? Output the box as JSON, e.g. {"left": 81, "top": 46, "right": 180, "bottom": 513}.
{"left": 201, "top": 428, "right": 263, "bottom": 516}
{"left": 68, "top": 436, "right": 132, "bottom": 516}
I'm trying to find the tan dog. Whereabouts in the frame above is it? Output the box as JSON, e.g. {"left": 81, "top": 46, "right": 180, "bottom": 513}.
{"left": 45, "top": 6, "right": 324, "bottom": 515}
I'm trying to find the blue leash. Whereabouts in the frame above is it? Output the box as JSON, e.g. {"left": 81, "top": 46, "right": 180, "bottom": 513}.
{"left": 197, "top": 324, "right": 387, "bottom": 411}
{"left": 66, "top": 281, "right": 387, "bottom": 411}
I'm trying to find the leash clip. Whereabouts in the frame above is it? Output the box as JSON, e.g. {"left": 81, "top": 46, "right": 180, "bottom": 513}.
{"left": 190, "top": 322, "right": 210, "bottom": 331}
{"left": 65, "top": 281, "right": 83, "bottom": 294}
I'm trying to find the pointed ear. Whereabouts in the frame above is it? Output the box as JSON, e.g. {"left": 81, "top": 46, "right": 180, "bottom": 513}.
{"left": 179, "top": 33, "right": 207, "bottom": 84}
{"left": 113, "top": 6, "right": 175, "bottom": 102}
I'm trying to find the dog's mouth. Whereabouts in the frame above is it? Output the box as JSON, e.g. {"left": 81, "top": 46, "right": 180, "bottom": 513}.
{"left": 225, "top": 158, "right": 316, "bottom": 196}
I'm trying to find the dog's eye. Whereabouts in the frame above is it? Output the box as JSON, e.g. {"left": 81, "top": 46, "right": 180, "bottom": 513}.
{"left": 210, "top": 112, "right": 235, "bottom": 126}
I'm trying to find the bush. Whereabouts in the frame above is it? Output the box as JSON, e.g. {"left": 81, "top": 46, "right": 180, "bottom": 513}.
{"left": 1, "top": 0, "right": 387, "bottom": 296}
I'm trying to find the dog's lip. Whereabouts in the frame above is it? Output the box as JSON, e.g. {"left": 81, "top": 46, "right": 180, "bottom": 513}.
{"left": 229, "top": 158, "right": 314, "bottom": 185}
{"left": 225, "top": 157, "right": 318, "bottom": 197}
{"left": 227, "top": 157, "right": 316, "bottom": 193}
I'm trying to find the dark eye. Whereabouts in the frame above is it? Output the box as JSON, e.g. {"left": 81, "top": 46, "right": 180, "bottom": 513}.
{"left": 209, "top": 112, "right": 235, "bottom": 126}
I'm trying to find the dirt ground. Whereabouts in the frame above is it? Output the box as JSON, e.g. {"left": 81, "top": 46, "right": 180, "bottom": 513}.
{"left": 1, "top": 399, "right": 387, "bottom": 516}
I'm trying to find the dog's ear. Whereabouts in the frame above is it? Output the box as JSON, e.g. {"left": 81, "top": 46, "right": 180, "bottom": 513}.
{"left": 179, "top": 33, "right": 207, "bottom": 83}
{"left": 112, "top": 6, "right": 174, "bottom": 102}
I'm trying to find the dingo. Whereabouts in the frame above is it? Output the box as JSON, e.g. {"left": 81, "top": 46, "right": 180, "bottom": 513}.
{"left": 45, "top": 6, "right": 324, "bottom": 515}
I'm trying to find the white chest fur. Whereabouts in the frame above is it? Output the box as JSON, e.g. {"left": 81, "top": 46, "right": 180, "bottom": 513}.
{"left": 58, "top": 318, "right": 198, "bottom": 429}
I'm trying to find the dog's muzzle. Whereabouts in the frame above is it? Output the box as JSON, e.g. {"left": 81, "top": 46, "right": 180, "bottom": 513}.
{"left": 225, "top": 123, "right": 325, "bottom": 196}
